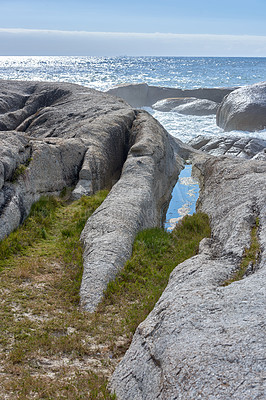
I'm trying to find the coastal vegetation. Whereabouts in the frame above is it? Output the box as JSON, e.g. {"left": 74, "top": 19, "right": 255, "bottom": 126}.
{"left": 10, "top": 157, "right": 32, "bottom": 183}
{"left": 0, "top": 191, "right": 210, "bottom": 399}
{"left": 222, "top": 217, "right": 260, "bottom": 286}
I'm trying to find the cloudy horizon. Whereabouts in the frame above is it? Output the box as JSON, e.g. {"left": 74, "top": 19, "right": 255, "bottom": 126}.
{"left": 1, "top": 28, "right": 266, "bottom": 57}
{"left": 1, "top": 0, "right": 266, "bottom": 57}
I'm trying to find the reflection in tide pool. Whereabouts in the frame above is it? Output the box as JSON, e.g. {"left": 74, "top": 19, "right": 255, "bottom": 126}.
{"left": 164, "top": 165, "right": 199, "bottom": 232}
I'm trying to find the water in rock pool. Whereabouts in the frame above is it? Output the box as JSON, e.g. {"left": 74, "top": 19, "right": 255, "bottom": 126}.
{"left": 164, "top": 165, "right": 199, "bottom": 231}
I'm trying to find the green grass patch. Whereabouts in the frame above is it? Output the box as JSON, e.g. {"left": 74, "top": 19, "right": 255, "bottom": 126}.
{"left": 0, "top": 189, "right": 118, "bottom": 399}
{"left": 4, "top": 370, "right": 116, "bottom": 400}
{"left": 223, "top": 217, "right": 260, "bottom": 286}
{"left": 10, "top": 157, "right": 32, "bottom": 183}
{"left": 100, "top": 212, "right": 211, "bottom": 333}
{"left": 0, "top": 196, "right": 61, "bottom": 267}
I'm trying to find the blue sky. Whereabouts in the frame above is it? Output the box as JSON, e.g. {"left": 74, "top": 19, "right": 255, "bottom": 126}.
{"left": 0, "top": 0, "right": 266, "bottom": 56}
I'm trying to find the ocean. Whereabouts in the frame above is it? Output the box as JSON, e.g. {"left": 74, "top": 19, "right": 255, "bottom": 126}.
{"left": 1, "top": 56, "right": 266, "bottom": 142}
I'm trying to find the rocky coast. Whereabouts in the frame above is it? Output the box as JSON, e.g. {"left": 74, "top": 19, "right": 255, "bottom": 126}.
{"left": 0, "top": 79, "right": 265, "bottom": 399}
{"left": 108, "top": 81, "right": 266, "bottom": 399}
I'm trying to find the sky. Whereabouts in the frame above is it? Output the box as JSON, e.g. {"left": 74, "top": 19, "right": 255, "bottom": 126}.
{"left": 0, "top": 0, "right": 266, "bottom": 56}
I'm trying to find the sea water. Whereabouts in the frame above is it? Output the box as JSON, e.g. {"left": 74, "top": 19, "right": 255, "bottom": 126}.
{"left": 0, "top": 56, "right": 266, "bottom": 141}
{"left": 1, "top": 56, "right": 266, "bottom": 227}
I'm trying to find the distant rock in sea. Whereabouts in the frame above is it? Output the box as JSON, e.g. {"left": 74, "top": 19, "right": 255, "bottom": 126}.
{"left": 107, "top": 83, "right": 234, "bottom": 108}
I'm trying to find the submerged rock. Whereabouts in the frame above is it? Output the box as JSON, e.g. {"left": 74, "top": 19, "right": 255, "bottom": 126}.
{"left": 217, "top": 81, "right": 266, "bottom": 131}
{"left": 110, "top": 157, "right": 266, "bottom": 400}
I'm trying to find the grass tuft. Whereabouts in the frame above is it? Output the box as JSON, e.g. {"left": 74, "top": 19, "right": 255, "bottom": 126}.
{"left": 10, "top": 157, "right": 32, "bottom": 183}
{"left": 101, "top": 212, "right": 211, "bottom": 333}
{"left": 223, "top": 217, "right": 260, "bottom": 286}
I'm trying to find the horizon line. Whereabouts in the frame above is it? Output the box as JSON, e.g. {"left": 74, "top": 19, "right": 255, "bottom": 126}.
{"left": 1, "top": 28, "right": 266, "bottom": 39}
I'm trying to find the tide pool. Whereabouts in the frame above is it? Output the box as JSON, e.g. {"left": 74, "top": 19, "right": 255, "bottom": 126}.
{"left": 164, "top": 165, "right": 199, "bottom": 231}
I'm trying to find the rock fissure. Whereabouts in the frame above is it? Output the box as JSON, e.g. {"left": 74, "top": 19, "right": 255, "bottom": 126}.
{"left": 111, "top": 156, "right": 266, "bottom": 400}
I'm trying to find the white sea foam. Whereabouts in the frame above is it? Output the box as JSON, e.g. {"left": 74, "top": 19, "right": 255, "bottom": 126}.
{"left": 143, "top": 107, "right": 266, "bottom": 143}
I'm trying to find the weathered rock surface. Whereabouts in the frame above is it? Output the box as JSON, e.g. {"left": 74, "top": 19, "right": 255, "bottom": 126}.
{"left": 80, "top": 112, "right": 185, "bottom": 310}
{"left": 217, "top": 81, "right": 266, "bottom": 132}
{"left": 189, "top": 135, "right": 266, "bottom": 159}
{"left": 0, "top": 79, "right": 188, "bottom": 311}
{"left": 0, "top": 79, "right": 136, "bottom": 240}
{"left": 107, "top": 83, "right": 235, "bottom": 108}
{"left": 110, "top": 157, "right": 266, "bottom": 399}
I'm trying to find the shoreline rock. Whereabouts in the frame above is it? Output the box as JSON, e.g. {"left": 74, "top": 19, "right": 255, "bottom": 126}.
{"left": 152, "top": 97, "right": 219, "bottom": 115}
{"left": 80, "top": 111, "right": 185, "bottom": 311}
{"left": 0, "top": 79, "right": 135, "bottom": 240}
{"left": 188, "top": 135, "right": 266, "bottom": 160}
{"left": 217, "top": 81, "right": 266, "bottom": 132}
{"left": 110, "top": 156, "right": 266, "bottom": 399}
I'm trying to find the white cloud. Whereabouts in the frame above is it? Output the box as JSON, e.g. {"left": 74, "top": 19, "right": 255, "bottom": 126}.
{"left": 0, "top": 29, "right": 266, "bottom": 56}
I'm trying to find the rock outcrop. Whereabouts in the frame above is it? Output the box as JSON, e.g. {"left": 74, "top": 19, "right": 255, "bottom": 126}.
{"left": 152, "top": 97, "right": 198, "bottom": 111}
{"left": 217, "top": 81, "right": 266, "bottom": 132}
{"left": 80, "top": 112, "right": 184, "bottom": 311}
{"left": 152, "top": 97, "right": 218, "bottom": 115}
{"left": 0, "top": 79, "right": 186, "bottom": 311}
{"left": 189, "top": 135, "right": 266, "bottom": 159}
{"left": 110, "top": 156, "right": 266, "bottom": 399}
{"left": 0, "top": 80, "right": 135, "bottom": 240}
{"left": 107, "top": 83, "right": 234, "bottom": 108}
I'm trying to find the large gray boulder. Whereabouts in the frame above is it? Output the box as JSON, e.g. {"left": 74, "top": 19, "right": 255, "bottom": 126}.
{"left": 110, "top": 157, "right": 266, "bottom": 399}
{"left": 0, "top": 79, "right": 135, "bottom": 240}
{"left": 217, "top": 81, "right": 266, "bottom": 131}
{"left": 107, "top": 83, "right": 235, "bottom": 108}
{"left": 189, "top": 135, "right": 266, "bottom": 159}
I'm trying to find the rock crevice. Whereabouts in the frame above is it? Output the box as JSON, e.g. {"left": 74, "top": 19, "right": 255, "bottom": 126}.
{"left": 110, "top": 157, "right": 266, "bottom": 400}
